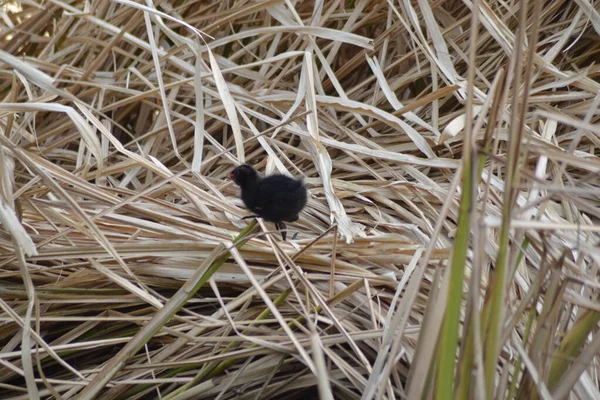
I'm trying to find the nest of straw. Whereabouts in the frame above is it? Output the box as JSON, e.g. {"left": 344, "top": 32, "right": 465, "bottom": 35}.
{"left": 0, "top": 1, "right": 599, "bottom": 399}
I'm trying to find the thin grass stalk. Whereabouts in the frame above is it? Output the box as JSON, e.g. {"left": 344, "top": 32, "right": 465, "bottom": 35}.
{"left": 456, "top": 63, "right": 506, "bottom": 400}
{"left": 433, "top": 65, "right": 474, "bottom": 400}
{"left": 516, "top": 255, "right": 565, "bottom": 400}
{"left": 507, "top": 305, "right": 536, "bottom": 400}
{"left": 482, "top": 0, "right": 543, "bottom": 395}
{"left": 435, "top": 1, "right": 479, "bottom": 397}
{"left": 547, "top": 310, "right": 600, "bottom": 391}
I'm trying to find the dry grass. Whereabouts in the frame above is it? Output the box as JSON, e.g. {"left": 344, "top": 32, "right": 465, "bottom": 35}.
{"left": 0, "top": 0, "right": 599, "bottom": 399}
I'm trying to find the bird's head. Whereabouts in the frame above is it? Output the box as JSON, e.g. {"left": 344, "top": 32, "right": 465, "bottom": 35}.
{"left": 227, "top": 164, "right": 260, "bottom": 188}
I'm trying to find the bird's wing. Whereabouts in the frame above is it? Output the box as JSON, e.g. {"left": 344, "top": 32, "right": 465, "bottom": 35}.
{"left": 254, "top": 177, "right": 303, "bottom": 221}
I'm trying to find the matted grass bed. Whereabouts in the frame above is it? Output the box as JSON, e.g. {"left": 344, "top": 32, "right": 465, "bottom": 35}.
{"left": 0, "top": 1, "right": 599, "bottom": 399}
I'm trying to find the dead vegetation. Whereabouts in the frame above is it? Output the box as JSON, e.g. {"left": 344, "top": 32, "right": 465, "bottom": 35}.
{"left": 0, "top": 0, "right": 599, "bottom": 399}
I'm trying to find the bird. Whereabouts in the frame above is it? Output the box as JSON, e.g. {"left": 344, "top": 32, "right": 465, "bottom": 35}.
{"left": 227, "top": 164, "right": 307, "bottom": 240}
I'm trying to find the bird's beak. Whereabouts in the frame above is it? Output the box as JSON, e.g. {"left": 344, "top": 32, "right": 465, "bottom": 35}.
{"left": 226, "top": 172, "right": 233, "bottom": 180}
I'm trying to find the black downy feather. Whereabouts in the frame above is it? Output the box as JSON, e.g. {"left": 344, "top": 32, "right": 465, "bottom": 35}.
{"left": 228, "top": 164, "right": 307, "bottom": 240}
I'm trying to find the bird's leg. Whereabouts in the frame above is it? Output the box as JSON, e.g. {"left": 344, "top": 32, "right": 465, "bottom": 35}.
{"left": 275, "top": 222, "right": 287, "bottom": 241}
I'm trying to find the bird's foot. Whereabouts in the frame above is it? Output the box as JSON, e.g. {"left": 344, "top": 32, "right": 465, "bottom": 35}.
{"left": 275, "top": 222, "right": 287, "bottom": 241}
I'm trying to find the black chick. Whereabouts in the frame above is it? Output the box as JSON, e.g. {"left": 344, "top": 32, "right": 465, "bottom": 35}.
{"left": 228, "top": 164, "right": 307, "bottom": 240}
